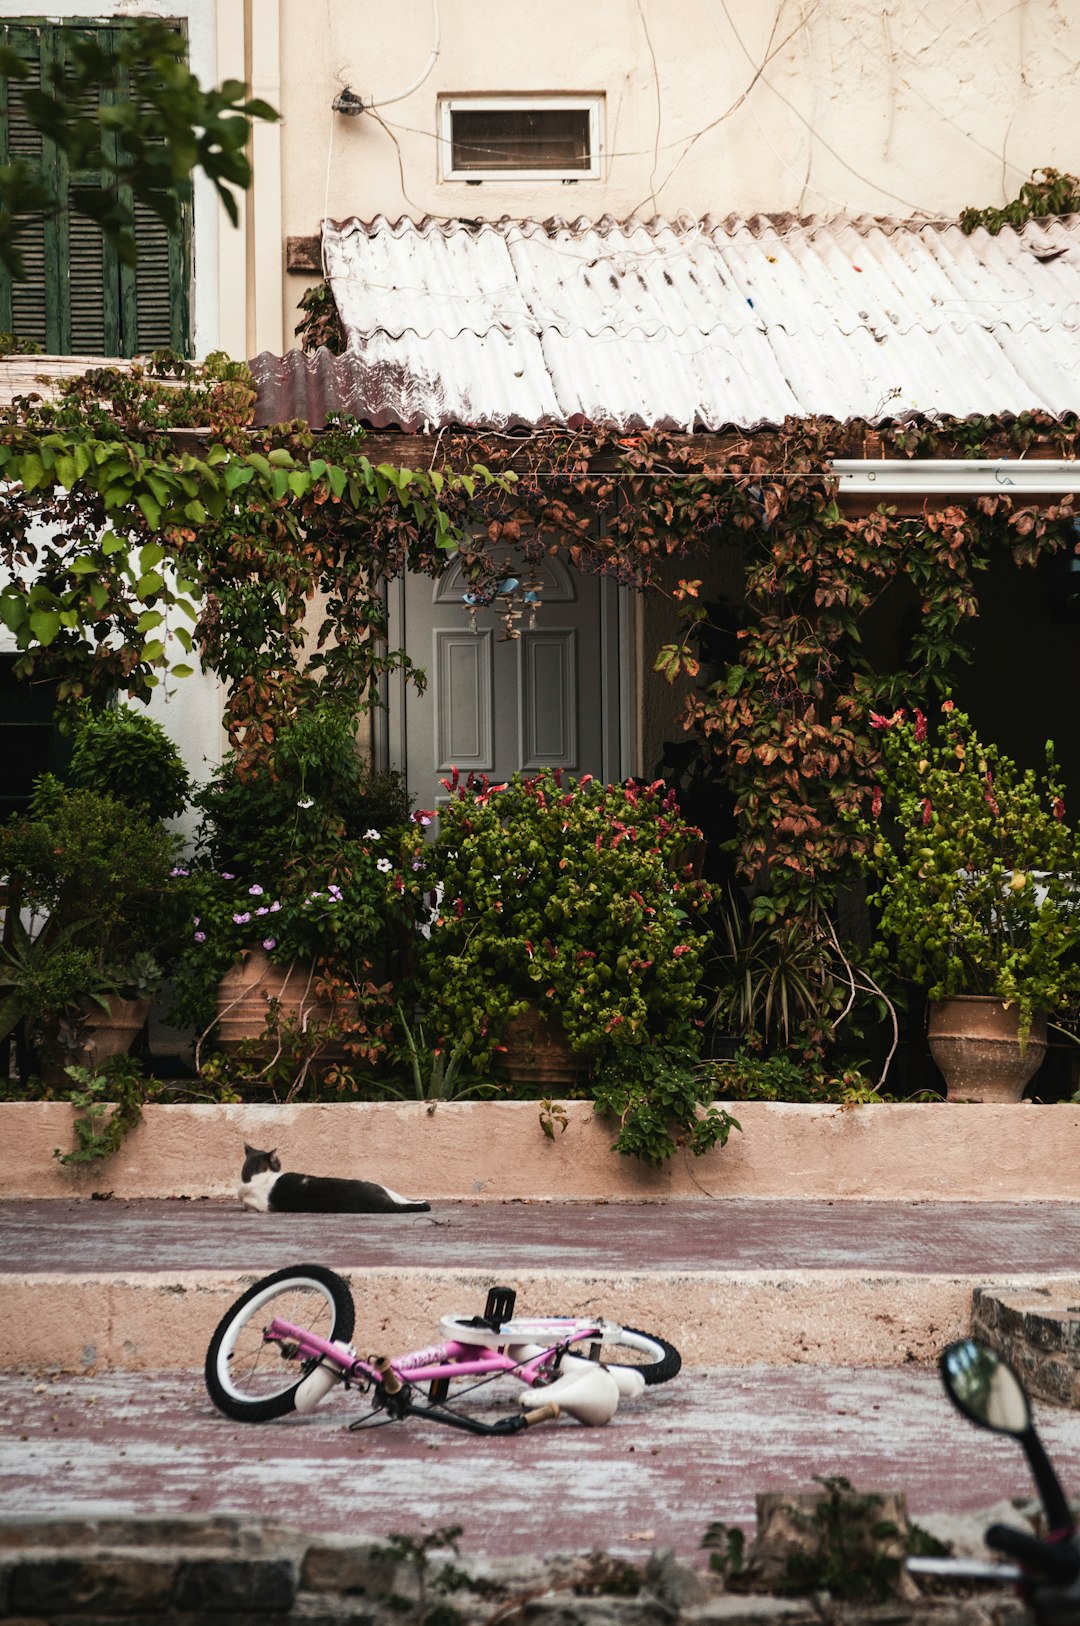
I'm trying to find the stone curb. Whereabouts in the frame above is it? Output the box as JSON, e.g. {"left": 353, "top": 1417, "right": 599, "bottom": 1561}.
{"left": 0, "top": 1516, "right": 1024, "bottom": 1626}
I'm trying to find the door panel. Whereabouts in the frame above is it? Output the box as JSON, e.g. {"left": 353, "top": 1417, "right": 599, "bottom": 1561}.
{"left": 387, "top": 548, "right": 630, "bottom": 811}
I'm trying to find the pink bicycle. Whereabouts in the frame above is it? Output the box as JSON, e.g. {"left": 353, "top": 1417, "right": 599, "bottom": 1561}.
{"left": 205, "top": 1263, "right": 681, "bottom": 1434}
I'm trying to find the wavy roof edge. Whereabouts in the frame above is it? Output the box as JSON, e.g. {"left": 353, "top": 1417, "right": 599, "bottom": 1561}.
{"left": 323, "top": 210, "right": 1080, "bottom": 240}
{"left": 247, "top": 350, "right": 1080, "bottom": 436}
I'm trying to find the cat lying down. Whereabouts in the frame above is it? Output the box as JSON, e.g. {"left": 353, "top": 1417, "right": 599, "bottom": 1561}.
{"left": 238, "top": 1143, "right": 431, "bottom": 1214}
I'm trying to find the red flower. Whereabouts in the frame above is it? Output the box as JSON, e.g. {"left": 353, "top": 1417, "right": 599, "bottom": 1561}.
{"left": 672, "top": 944, "right": 692, "bottom": 958}
{"left": 913, "top": 708, "right": 927, "bottom": 743}
{"left": 1054, "top": 798, "right": 1067, "bottom": 821}
{"left": 941, "top": 699, "right": 955, "bottom": 712}
{"left": 922, "top": 798, "right": 932, "bottom": 826}
{"left": 453, "top": 897, "right": 464, "bottom": 917}
{"left": 871, "top": 785, "right": 883, "bottom": 818}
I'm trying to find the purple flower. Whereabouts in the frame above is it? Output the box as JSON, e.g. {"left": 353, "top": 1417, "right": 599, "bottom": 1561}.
{"left": 249, "top": 884, "right": 264, "bottom": 896}
{"left": 255, "top": 906, "right": 268, "bottom": 916}
{"left": 269, "top": 900, "right": 281, "bottom": 912}
{"left": 262, "top": 937, "right": 276, "bottom": 951}
{"left": 169, "top": 866, "right": 189, "bottom": 877}
{"left": 221, "top": 872, "right": 235, "bottom": 880}
{"left": 233, "top": 911, "right": 251, "bottom": 925}
{"left": 193, "top": 916, "right": 201, "bottom": 927}
{"left": 193, "top": 930, "right": 206, "bottom": 943}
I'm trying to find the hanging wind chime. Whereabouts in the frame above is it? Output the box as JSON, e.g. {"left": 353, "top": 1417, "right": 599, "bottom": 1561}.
{"left": 463, "top": 558, "right": 545, "bottom": 640}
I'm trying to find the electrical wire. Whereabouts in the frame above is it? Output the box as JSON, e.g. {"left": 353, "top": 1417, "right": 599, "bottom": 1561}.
{"left": 635, "top": 0, "right": 662, "bottom": 214}
{"left": 363, "top": 0, "right": 441, "bottom": 111}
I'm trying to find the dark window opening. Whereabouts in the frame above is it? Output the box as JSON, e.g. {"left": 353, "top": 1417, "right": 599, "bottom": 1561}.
{"left": 450, "top": 106, "right": 592, "bottom": 173}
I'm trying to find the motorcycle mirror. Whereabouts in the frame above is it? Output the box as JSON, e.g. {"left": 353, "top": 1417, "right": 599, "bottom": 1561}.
{"left": 940, "top": 1339, "right": 1031, "bottom": 1436}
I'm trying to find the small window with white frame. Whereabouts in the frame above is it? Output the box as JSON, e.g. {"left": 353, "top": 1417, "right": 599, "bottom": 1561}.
{"left": 438, "top": 96, "right": 602, "bottom": 181}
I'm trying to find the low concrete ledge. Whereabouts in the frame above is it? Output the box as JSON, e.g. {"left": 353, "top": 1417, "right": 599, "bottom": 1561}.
{"left": 3, "top": 1100, "right": 1080, "bottom": 1203}
{"left": 4, "top": 1266, "right": 1076, "bottom": 1372}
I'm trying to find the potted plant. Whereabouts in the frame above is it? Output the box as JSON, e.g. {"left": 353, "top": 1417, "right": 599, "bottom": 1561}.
{"left": 171, "top": 701, "right": 423, "bottom": 1086}
{"left": 0, "top": 777, "right": 188, "bottom": 1080}
{"left": 852, "top": 700, "right": 1080, "bottom": 1101}
{"left": 411, "top": 768, "right": 713, "bottom": 1084}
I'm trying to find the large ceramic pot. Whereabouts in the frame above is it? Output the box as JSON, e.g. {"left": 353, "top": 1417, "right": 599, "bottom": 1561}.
{"left": 498, "top": 1003, "right": 586, "bottom": 1090}
{"left": 34, "top": 995, "right": 152, "bottom": 1084}
{"left": 215, "top": 949, "right": 336, "bottom": 1057}
{"left": 928, "top": 995, "right": 1047, "bottom": 1103}
{"left": 80, "top": 995, "right": 152, "bottom": 1067}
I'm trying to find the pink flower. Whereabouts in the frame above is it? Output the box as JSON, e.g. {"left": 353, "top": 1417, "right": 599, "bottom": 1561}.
{"left": 672, "top": 944, "right": 692, "bottom": 957}
{"left": 941, "top": 699, "right": 955, "bottom": 712}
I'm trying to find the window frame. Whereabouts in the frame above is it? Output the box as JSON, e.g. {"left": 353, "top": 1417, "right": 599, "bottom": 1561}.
{"left": 437, "top": 95, "right": 603, "bottom": 183}
{"left": 0, "top": 15, "right": 193, "bottom": 357}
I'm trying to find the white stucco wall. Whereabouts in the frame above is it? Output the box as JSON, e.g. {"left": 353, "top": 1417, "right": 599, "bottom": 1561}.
{"left": 279, "top": 0, "right": 1080, "bottom": 306}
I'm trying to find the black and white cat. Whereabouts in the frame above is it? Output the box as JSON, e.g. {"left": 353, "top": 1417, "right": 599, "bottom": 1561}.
{"left": 238, "top": 1144, "right": 431, "bottom": 1214}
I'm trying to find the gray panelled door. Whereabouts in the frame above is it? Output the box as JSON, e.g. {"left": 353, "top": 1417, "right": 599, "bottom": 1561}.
{"left": 385, "top": 550, "right": 630, "bottom": 812}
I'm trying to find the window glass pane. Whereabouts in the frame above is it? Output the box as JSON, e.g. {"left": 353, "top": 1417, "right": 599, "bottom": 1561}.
{"left": 451, "top": 108, "right": 591, "bottom": 172}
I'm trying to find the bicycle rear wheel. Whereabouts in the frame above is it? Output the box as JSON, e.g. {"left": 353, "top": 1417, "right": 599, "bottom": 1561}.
{"left": 205, "top": 1263, "right": 355, "bottom": 1423}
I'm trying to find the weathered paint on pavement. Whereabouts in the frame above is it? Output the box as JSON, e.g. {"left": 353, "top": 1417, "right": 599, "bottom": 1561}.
{"left": 4, "top": 1196, "right": 1080, "bottom": 1276}
{"left": 3, "top": 1364, "right": 1080, "bottom": 1566}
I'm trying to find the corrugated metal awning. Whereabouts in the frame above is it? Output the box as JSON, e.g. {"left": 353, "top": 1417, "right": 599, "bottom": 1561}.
{"left": 252, "top": 211, "right": 1080, "bottom": 433}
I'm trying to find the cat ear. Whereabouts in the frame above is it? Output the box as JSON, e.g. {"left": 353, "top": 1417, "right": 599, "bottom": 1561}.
{"left": 243, "top": 1142, "right": 256, "bottom": 1156}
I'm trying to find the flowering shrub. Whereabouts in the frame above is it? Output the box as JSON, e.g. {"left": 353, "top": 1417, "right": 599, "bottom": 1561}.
{"left": 413, "top": 768, "right": 711, "bottom": 1071}
{"left": 169, "top": 705, "right": 424, "bottom": 1067}
{"left": 171, "top": 827, "right": 423, "bottom": 1037}
{"left": 850, "top": 701, "right": 1080, "bottom": 1032}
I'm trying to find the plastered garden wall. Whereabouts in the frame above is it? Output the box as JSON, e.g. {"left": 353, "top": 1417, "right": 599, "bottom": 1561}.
{"left": 3, "top": 1100, "right": 1079, "bottom": 1202}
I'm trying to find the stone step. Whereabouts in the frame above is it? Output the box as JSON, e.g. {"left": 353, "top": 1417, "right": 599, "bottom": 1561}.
{"left": 972, "top": 1285, "right": 1080, "bottom": 1408}
{"left": 5, "top": 1194, "right": 1080, "bottom": 1375}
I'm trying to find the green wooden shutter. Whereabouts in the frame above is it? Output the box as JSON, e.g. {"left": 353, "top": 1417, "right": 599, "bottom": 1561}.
{"left": 0, "top": 19, "right": 191, "bottom": 357}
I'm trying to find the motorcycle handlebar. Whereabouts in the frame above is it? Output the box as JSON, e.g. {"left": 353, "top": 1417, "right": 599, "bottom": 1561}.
{"left": 986, "top": 1525, "right": 1080, "bottom": 1586}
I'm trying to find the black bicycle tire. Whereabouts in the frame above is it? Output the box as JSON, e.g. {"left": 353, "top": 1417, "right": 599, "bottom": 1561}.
{"left": 205, "top": 1263, "right": 355, "bottom": 1423}
{"left": 598, "top": 1324, "right": 681, "bottom": 1386}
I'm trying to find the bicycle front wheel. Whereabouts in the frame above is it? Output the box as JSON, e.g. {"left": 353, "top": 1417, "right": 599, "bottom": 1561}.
{"left": 591, "top": 1323, "right": 681, "bottom": 1386}
{"left": 205, "top": 1263, "right": 355, "bottom": 1423}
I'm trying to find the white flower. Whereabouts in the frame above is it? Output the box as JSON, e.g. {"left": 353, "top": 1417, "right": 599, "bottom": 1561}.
{"left": 376, "top": 857, "right": 393, "bottom": 873}
{"left": 365, "top": 827, "right": 381, "bottom": 840}
{"left": 298, "top": 795, "right": 315, "bottom": 809}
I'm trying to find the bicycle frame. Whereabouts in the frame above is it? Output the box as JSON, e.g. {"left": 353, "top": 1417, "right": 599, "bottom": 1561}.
{"left": 266, "top": 1314, "right": 606, "bottom": 1434}
{"left": 268, "top": 1315, "right": 601, "bottom": 1386}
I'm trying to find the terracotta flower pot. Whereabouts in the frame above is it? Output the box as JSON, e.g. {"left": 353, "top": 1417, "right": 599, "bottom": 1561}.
{"left": 498, "top": 1003, "right": 586, "bottom": 1090}
{"left": 80, "top": 995, "right": 152, "bottom": 1067}
{"left": 928, "top": 996, "right": 1047, "bottom": 1103}
{"left": 215, "top": 949, "right": 336, "bottom": 1057}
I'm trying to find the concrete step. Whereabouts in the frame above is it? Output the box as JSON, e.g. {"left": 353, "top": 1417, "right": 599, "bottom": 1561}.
{"left": 4, "top": 1198, "right": 1080, "bottom": 1373}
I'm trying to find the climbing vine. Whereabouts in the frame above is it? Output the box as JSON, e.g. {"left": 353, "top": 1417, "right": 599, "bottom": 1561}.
{"left": 2, "top": 355, "right": 1077, "bottom": 933}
